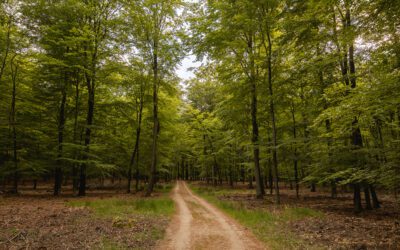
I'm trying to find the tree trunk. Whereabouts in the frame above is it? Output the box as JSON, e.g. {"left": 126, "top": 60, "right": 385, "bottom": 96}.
{"left": 268, "top": 164, "right": 273, "bottom": 194}
{"left": 146, "top": 38, "right": 159, "bottom": 196}
{"left": 127, "top": 135, "right": 138, "bottom": 193}
{"left": 364, "top": 185, "right": 372, "bottom": 210}
{"left": 246, "top": 33, "right": 264, "bottom": 199}
{"left": 343, "top": 4, "right": 364, "bottom": 213}
{"left": 266, "top": 26, "right": 280, "bottom": 204}
{"left": 135, "top": 140, "right": 140, "bottom": 192}
{"left": 54, "top": 73, "right": 67, "bottom": 196}
{"left": 310, "top": 184, "right": 316, "bottom": 192}
{"left": 128, "top": 87, "right": 144, "bottom": 193}
{"left": 79, "top": 73, "right": 95, "bottom": 196}
{"left": 186, "top": 161, "right": 189, "bottom": 181}
{"left": 331, "top": 181, "right": 337, "bottom": 198}
{"left": 229, "top": 146, "right": 234, "bottom": 187}
{"left": 10, "top": 58, "right": 18, "bottom": 193}
{"left": 206, "top": 135, "right": 219, "bottom": 186}
{"left": 72, "top": 74, "right": 80, "bottom": 193}
{"left": 354, "top": 183, "right": 362, "bottom": 213}
{"left": 177, "top": 161, "right": 180, "bottom": 180}
{"left": 248, "top": 172, "right": 253, "bottom": 189}
{"left": 370, "top": 185, "right": 380, "bottom": 208}
{"left": 0, "top": 19, "right": 11, "bottom": 85}
{"left": 346, "top": 8, "right": 356, "bottom": 89}
{"left": 291, "top": 101, "right": 299, "bottom": 199}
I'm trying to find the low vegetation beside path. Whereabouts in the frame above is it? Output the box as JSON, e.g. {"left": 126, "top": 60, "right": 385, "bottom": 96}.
{"left": 191, "top": 183, "right": 400, "bottom": 250}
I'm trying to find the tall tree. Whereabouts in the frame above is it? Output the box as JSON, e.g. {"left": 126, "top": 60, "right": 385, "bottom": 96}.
{"left": 125, "top": 0, "right": 183, "bottom": 196}
{"left": 79, "top": 0, "right": 117, "bottom": 196}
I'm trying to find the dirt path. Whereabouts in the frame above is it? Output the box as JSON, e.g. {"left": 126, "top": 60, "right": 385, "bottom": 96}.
{"left": 158, "top": 181, "right": 266, "bottom": 250}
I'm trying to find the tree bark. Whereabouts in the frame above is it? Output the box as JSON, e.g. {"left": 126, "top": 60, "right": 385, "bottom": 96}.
{"left": 370, "top": 185, "right": 380, "bottom": 209}
{"left": 266, "top": 25, "right": 280, "bottom": 204}
{"left": 246, "top": 32, "right": 264, "bottom": 199}
{"left": 0, "top": 19, "right": 11, "bottom": 85}
{"left": 146, "top": 35, "right": 159, "bottom": 196}
{"left": 10, "top": 57, "right": 18, "bottom": 193}
{"left": 72, "top": 74, "right": 80, "bottom": 192}
{"left": 128, "top": 84, "right": 144, "bottom": 193}
{"left": 54, "top": 73, "right": 68, "bottom": 196}
{"left": 79, "top": 72, "right": 95, "bottom": 196}
{"left": 291, "top": 101, "right": 299, "bottom": 198}
{"left": 135, "top": 138, "right": 140, "bottom": 192}
{"left": 354, "top": 183, "right": 362, "bottom": 213}
{"left": 364, "top": 185, "right": 372, "bottom": 210}
{"left": 346, "top": 8, "right": 356, "bottom": 88}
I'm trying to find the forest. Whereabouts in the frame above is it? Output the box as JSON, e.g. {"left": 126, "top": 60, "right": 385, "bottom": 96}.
{"left": 0, "top": 0, "right": 399, "bottom": 249}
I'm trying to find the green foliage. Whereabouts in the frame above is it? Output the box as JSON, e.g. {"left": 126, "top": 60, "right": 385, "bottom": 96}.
{"left": 0, "top": 0, "right": 398, "bottom": 207}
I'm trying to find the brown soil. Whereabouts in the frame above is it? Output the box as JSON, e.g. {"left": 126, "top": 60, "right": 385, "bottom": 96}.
{"left": 0, "top": 187, "right": 168, "bottom": 250}
{"left": 158, "top": 181, "right": 266, "bottom": 250}
{"left": 208, "top": 183, "right": 400, "bottom": 249}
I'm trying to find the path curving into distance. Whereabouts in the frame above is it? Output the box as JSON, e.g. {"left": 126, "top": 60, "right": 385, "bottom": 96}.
{"left": 157, "top": 181, "right": 266, "bottom": 250}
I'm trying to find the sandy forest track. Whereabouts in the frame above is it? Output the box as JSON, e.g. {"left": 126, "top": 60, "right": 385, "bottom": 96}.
{"left": 158, "top": 181, "right": 266, "bottom": 250}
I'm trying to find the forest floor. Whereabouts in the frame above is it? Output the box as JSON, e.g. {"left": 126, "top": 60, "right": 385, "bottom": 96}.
{"left": 158, "top": 181, "right": 265, "bottom": 250}
{"left": 191, "top": 182, "right": 400, "bottom": 250}
{"left": 1, "top": 181, "right": 399, "bottom": 250}
{"left": 0, "top": 183, "right": 173, "bottom": 249}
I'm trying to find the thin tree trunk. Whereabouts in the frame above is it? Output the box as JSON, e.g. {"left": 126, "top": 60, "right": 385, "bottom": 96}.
{"left": 135, "top": 141, "right": 140, "bottom": 192}
{"left": 128, "top": 86, "right": 144, "bottom": 193}
{"left": 72, "top": 75, "right": 80, "bottom": 192}
{"left": 268, "top": 161, "right": 273, "bottom": 194}
{"left": 10, "top": 58, "right": 18, "bottom": 193}
{"left": 146, "top": 37, "right": 159, "bottom": 196}
{"left": 229, "top": 145, "right": 234, "bottom": 187}
{"left": 266, "top": 25, "right": 280, "bottom": 204}
{"left": 54, "top": 73, "right": 68, "bottom": 196}
{"left": 346, "top": 8, "right": 356, "bottom": 89}
{"left": 206, "top": 135, "right": 219, "bottom": 186}
{"left": 370, "top": 185, "right": 380, "bottom": 209}
{"left": 79, "top": 6, "right": 104, "bottom": 196}
{"left": 346, "top": 5, "right": 364, "bottom": 213}
{"left": 354, "top": 183, "right": 362, "bottom": 213}
{"left": 248, "top": 172, "right": 253, "bottom": 189}
{"left": 178, "top": 163, "right": 181, "bottom": 181}
{"left": 246, "top": 33, "right": 264, "bottom": 199}
{"left": 291, "top": 101, "right": 299, "bottom": 198}
{"left": 79, "top": 72, "right": 95, "bottom": 196}
{"left": 364, "top": 185, "right": 372, "bottom": 210}
{"left": 203, "top": 134, "right": 208, "bottom": 184}
{"left": 0, "top": 19, "right": 11, "bottom": 85}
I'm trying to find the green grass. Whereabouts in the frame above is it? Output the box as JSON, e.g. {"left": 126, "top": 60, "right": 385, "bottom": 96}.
{"left": 155, "top": 183, "right": 173, "bottom": 193}
{"left": 67, "top": 186, "right": 175, "bottom": 250}
{"left": 68, "top": 183, "right": 175, "bottom": 218}
{"left": 191, "top": 185, "right": 324, "bottom": 250}
{"left": 97, "top": 238, "right": 128, "bottom": 250}
{"left": 68, "top": 197, "right": 174, "bottom": 218}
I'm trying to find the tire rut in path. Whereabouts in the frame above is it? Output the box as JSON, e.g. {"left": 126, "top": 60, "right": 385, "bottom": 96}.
{"left": 157, "top": 181, "right": 266, "bottom": 250}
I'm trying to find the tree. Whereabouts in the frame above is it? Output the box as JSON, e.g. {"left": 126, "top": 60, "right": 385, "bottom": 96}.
{"left": 125, "top": 0, "right": 183, "bottom": 196}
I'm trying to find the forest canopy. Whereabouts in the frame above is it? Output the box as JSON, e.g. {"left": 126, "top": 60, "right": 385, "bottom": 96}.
{"left": 0, "top": 0, "right": 399, "bottom": 213}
